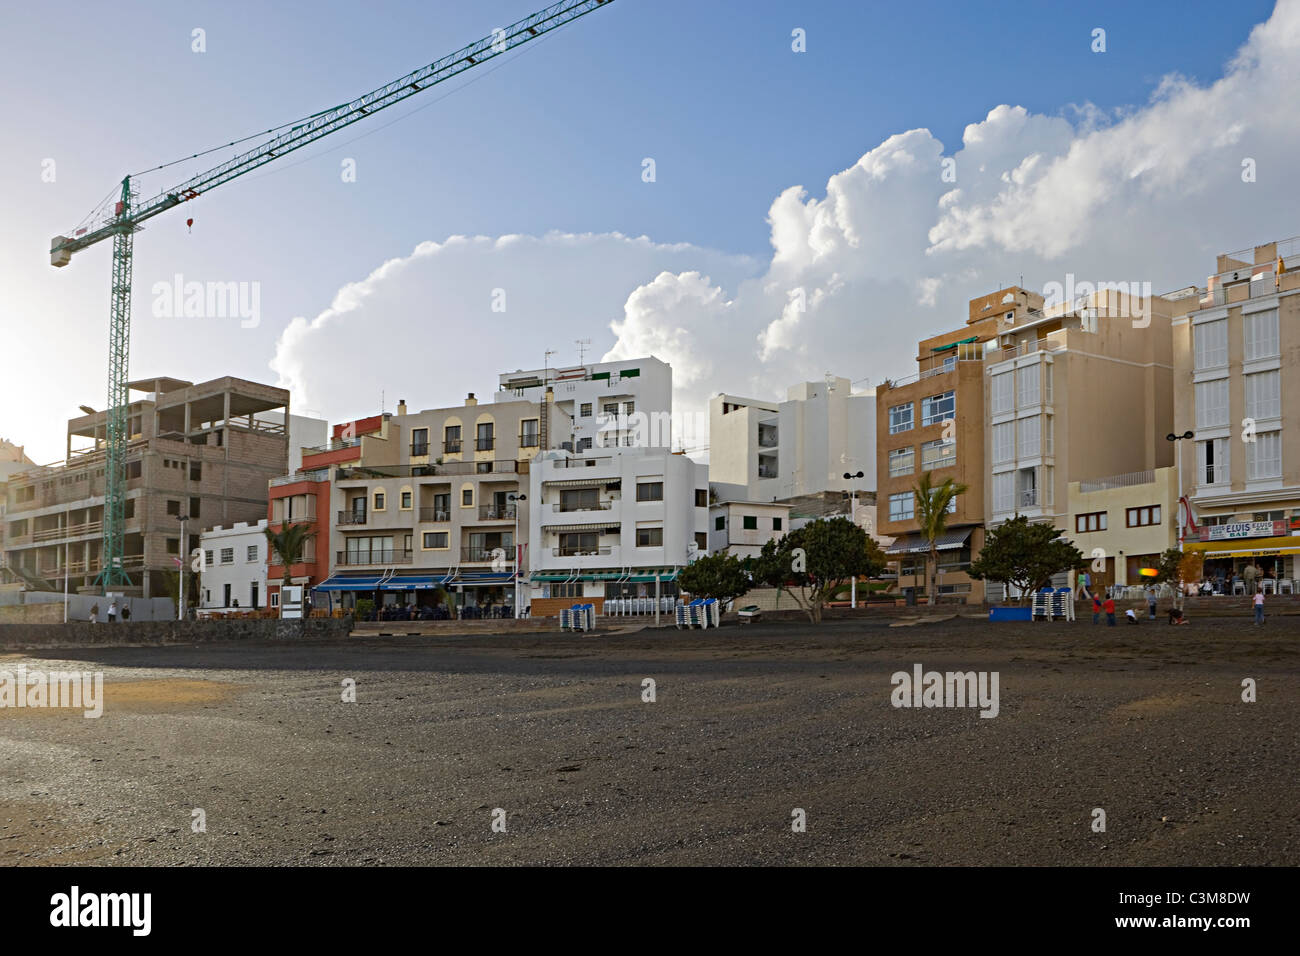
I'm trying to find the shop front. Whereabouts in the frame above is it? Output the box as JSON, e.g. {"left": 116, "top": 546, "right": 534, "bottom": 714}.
{"left": 1184, "top": 521, "right": 1300, "bottom": 593}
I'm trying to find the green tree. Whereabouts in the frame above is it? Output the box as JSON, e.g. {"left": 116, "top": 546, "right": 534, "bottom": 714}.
{"left": 677, "top": 551, "right": 751, "bottom": 606}
{"left": 750, "top": 517, "right": 887, "bottom": 623}
{"left": 967, "top": 515, "right": 1083, "bottom": 604}
{"left": 264, "top": 522, "right": 316, "bottom": 587}
{"left": 913, "top": 471, "right": 968, "bottom": 605}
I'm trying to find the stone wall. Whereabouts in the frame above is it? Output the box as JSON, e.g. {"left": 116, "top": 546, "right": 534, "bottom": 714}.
{"left": 0, "top": 616, "right": 352, "bottom": 649}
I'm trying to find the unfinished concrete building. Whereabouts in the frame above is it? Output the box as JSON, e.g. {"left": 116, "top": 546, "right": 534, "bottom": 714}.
{"left": 2, "top": 376, "right": 291, "bottom": 598}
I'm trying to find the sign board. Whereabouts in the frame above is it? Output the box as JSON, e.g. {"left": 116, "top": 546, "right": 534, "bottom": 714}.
{"left": 1203, "top": 520, "right": 1285, "bottom": 542}
{"left": 280, "top": 585, "right": 304, "bottom": 619}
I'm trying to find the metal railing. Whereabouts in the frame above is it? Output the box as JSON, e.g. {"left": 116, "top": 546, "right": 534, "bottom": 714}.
{"left": 336, "top": 460, "right": 519, "bottom": 480}
{"left": 552, "top": 500, "right": 612, "bottom": 512}
{"left": 552, "top": 546, "right": 611, "bottom": 557}
{"left": 519, "top": 433, "right": 540, "bottom": 448}
{"left": 551, "top": 455, "right": 613, "bottom": 468}
{"left": 1076, "top": 469, "right": 1155, "bottom": 493}
{"left": 337, "top": 510, "right": 367, "bottom": 525}
{"left": 477, "top": 504, "right": 517, "bottom": 520}
{"left": 443, "top": 439, "right": 462, "bottom": 454}
{"left": 461, "top": 546, "right": 512, "bottom": 563}
{"left": 303, "top": 436, "right": 362, "bottom": 455}
{"left": 418, "top": 507, "right": 450, "bottom": 522}
{"left": 1019, "top": 489, "right": 1038, "bottom": 507}
{"left": 336, "top": 549, "right": 413, "bottom": 566}
{"left": 475, "top": 437, "right": 495, "bottom": 451}
{"left": 270, "top": 468, "right": 329, "bottom": 487}
{"left": 410, "top": 442, "right": 430, "bottom": 457}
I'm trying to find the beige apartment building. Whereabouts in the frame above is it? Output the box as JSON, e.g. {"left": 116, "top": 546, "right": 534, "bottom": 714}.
{"left": 982, "top": 281, "right": 1179, "bottom": 597}
{"left": 2, "top": 376, "right": 293, "bottom": 598}
{"left": 318, "top": 393, "right": 568, "bottom": 614}
{"left": 1172, "top": 237, "right": 1300, "bottom": 588}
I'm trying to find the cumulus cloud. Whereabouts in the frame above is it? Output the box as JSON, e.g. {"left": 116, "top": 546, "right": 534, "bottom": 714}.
{"left": 272, "top": 1, "right": 1300, "bottom": 442}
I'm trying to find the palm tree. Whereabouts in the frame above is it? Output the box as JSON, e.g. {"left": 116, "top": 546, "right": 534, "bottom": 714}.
{"left": 264, "top": 522, "right": 316, "bottom": 587}
{"left": 913, "top": 471, "right": 968, "bottom": 606}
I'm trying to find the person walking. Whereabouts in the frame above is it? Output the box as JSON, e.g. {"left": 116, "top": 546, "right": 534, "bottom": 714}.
{"left": 120, "top": 604, "right": 131, "bottom": 622}
{"left": 1147, "top": 585, "right": 1158, "bottom": 620}
{"left": 107, "top": 599, "right": 118, "bottom": 623}
{"left": 1243, "top": 562, "right": 1257, "bottom": 595}
{"left": 1103, "top": 595, "right": 1117, "bottom": 627}
{"left": 1077, "top": 569, "right": 1090, "bottom": 601}
{"left": 89, "top": 603, "right": 99, "bottom": 624}
{"left": 1253, "top": 588, "right": 1265, "bottom": 626}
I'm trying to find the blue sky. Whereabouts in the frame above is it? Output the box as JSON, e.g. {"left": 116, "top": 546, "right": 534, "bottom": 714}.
{"left": 0, "top": 0, "right": 1292, "bottom": 462}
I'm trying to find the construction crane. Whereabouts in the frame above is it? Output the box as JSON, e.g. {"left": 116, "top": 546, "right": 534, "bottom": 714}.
{"left": 48, "top": 0, "right": 616, "bottom": 589}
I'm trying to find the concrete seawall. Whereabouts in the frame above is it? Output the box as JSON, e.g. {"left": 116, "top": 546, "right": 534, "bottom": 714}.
{"left": 0, "top": 617, "right": 353, "bottom": 649}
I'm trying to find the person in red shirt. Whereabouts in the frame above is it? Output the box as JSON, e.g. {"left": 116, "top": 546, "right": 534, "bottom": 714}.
{"left": 1091, "top": 593, "right": 1103, "bottom": 624}
{"left": 1103, "top": 596, "right": 1117, "bottom": 626}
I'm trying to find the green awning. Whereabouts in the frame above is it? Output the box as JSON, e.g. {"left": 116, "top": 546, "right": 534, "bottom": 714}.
{"left": 931, "top": 335, "right": 978, "bottom": 352}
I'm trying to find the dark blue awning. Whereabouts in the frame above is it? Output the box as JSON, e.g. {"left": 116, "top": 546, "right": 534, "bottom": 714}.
{"left": 380, "top": 575, "right": 443, "bottom": 591}
{"left": 315, "top": 574, "right": 382, "bottom": 591}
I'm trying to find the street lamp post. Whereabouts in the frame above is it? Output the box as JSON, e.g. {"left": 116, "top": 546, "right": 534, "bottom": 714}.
{"left": 508, "top": 493, "right": 526, "bottom": 618}
{"left": 1165, "top": 431, "right": 1194, "bottom": 553}
{"left": 177, "top": 515, "right": 187, "bottom": 621}
{"left": 844, "top": 471, "right": 865, "bottom": 608}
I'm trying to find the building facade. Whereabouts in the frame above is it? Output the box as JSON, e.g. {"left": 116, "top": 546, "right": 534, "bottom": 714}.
{"left": 707, "top": 500, "right": 790, "bottom": 559}
{"left": 200, "top": 520, "right": 269, "bottom": 610}
{"left": 1173, "top": 237, "right": 1300, "bottom": 585}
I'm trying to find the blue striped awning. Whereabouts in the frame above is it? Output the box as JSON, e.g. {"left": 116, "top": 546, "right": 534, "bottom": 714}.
{"left": 314, "top": 574, "right": 382, "bottom": 591}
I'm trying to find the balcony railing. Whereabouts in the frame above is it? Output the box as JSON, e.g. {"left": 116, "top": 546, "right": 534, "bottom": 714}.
{"left": 552, "top": 546, "right": 611, "bottom": 557}
{"left": 303, "top": 437, "right": 362, "bottom": 455}
{"left": 551, "top": 501, "right": 613, "bottom": 513}
{"left": 519, "top": 433, "right": 540, "bottom": 448}
{"left": 443, "top": 440, "right": 463, "bottom": 454}
{"left": 461, "top": 546, "right": 512, "bottom": 563}
{"left": 337, "top": 510, "right": 367, "bottom": 525}
{"left": 32, "top": 520, "right": 103, "bottom": 542}
{"left": 475, "top": 437, "right": 495, "bottom": 451}
{"left": 336, "top": 549, "right": 413, "bottom": 566}
{"left": 1019, "top": 489, "right": 1038, "bottom": 508}
{"left": 1076, "top": 469, "right": 1155, "bottom": 493}
{"left": 551, "top": 456, "right": 613, "bottom": 469}
{"left": 270, "top": 468, "right": 329, "bottom": 487}
{"left": 757, "top": 468, "right": 778, "bottom": 479}
{"left": 410, "top": 442, "right": 430, "bottom": 458}
{"left": 335, "top": 460, "right": 518, "bottom": 480}
{"left": 758, "top": 431, "right": 779, "bottom": 447}
{"left": 477, "top": 504, "right": 517, "bottom": 520}
{"left": 418, "top": 507, "right": 450, "bottom": 522}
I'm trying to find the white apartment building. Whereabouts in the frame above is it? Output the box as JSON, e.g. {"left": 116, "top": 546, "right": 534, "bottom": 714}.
{"left": 708, "top": 500, "right": 790, "bottom": 558}
{"left": 200, "top": 519, "right": 268, "bottom": 610}
{"left": 527, "top": 447, "right": 709, "bottom": 615}
{"left": 709, "top": 376, "right": 876, "bottom": 503}
{"left": 496, "top": 357, "right": 673, "bottom": 453}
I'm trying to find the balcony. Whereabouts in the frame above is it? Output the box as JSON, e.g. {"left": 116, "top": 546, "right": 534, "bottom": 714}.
{"left": 418, "top": 507, "right": 450, "bottom": 523}
{"left": 443, "top": 440, "right": 463, "bottom": 454}
{"left": 519, "top": 433, "right": 540, "bottom": 448}
{"left": 336, "top": 549, "right": 413, "bottom": 566}
{"left": 410, "top": 442, "right": 430, "bottom": 458}
{"left": 461, "top": 546, "right": 513, "bottom": 563}
{"left": 551, "top": 455, "right": 613, "bottom": 469}
{"left": 1019, "top": 489, "right": 1038, "bottom": 508}
{"left": 337, "top": 510, "right": 367, "bottom": 525}
{"left": 303, "top": 437, "right": 362, "bottom": 455}
{"left": 475, "top": 437, "right": 495, "bottom": 451}
{"left": 270, "top": 468, "right": 329, "bottom": 488}
{"left": 551, "top": 500, "right": 613, "bottom": 513}
{"left": 552, "top": 546, "right": 612, "bottom": 557}
{"left": 757, "top": 426, "right": 779, "bottom": 448}
{"left": 32, "top": 520, "right": 103, "bottom": 543}
{"left": 477, "top": 504, "right": 517, "bottom": 521}
{"left": 336, "top": 460, "right": 518, "bottom": 480}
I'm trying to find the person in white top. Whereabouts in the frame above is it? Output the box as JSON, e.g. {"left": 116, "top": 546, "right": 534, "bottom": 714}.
{"left": 107, "top": 600, "right": 118, "bottom": 622}
{"left": 1253, "top": 589, "right": 1265, "bottom": 626}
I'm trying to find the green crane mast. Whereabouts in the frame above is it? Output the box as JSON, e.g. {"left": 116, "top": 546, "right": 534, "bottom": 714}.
{"left": 48, "top": 0, "right": 615, "bottom": 591}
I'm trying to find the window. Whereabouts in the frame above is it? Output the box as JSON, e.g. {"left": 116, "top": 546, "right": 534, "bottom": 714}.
{"left": 373, "top": 491, "right": 386, "bottom": 510}
{"left": 773, "top": 517, "right": 782, "bottom": 530}
{"left": 400, "top": 490, "right": 413, "bottom": 510}
{"left": 603, "top": 403, "right": 618, "bottom": 416}
{"left": 889, "top": 491, "right": 914, "bottom": 522}
{"left": 559, "top": 532, "right": 599, "bottom": 555}
{"left": 1195, "top": 379, "right": 1229, "bottom": 429}
{"left": 1252, "top": 510, "right": 1285, "bottom": 522}
{"left": 126, "top": 460, "right": 142, "bottom": 480}
{"left": 992, "top": 421, "right": 1015, "bottom": 464}
{"left": 166, "top": 499, "right": 181, "bottom": 516}
{"left": 694, "top": 531, "right": 708, "bottom": 552}
{"left": 444, "top": 425, "right": 462, "bottom": 453}
{"left": 462, "top": 488, "right": 474, "bottom": 506}
{"left": 1194, "top": 319, "right": 1228, "bottom": 369}
{"left": 991, "top": 373, "right": 1013, "bottom": 415}
{"left": 992, "top": 473, "right": 1014, "bottom": 514}
{"left": 270, "top": 592, "right": 280, "bottom": 608}
{"left": 888, "top": 403, "right": 914, "bottom": 434}
{"left": 695, "top": 489, "right": 708, "bottom": 507}
{"left": 1126, "top": 505, "right": 1161, "bottom": 528}
{"left": 636, "top": 527, "right": 664, "bottom": 547}
{"left": 166, "top": 538, "right": 179, "bottom": 555}
{"left": 636, "top": 481, "right": 664, "bottom": 502}
{"left": 476, "top": 422, "right": 494, "bottom": 451}
{"left": 551, "top": 582, "right": 584, "bottom": 599}
{"left": 190, "top": 497, "right": 200, "bottom": 519}
{"left": 410, "top": 428, "right": 429, "bottom": 456}
{"left": 220, "top": 547, "right": 235, "bottom": 564}
{"left": 1244, "top": 308, "right": 1279, "bottom": 361}
{"left": 921, "top": 438, "right": 955, "bottom": 470}
{"left": 189, "top": 461, "right": 202, "bottom": 481}
{"left": 1246, "top": 431, "right": 1282, "bottom": 480}
{"left": 580, "top": 403, "right": 592, "bottom": 418}
{"left": 577, "top": 437, "right": 593, "bottom": 452}
{"left": 1016, "top": 367, "right": 1040, "bottom": 407}
{"left": 246, "top": 544, "right": 258, "bottom": 562}
{"left": 742, "top": 515, "right": 758, "bottom": 530}
{"left": 1017, "top": 415, "right": 1041, "bottom": 458}
{"left": 888, "top": 446, "right": 914, "bottom": 477}
{"left": 1075, "top": 511, "right": 1107, "bottom": 533}
{"left": 1197, "top": 438, "right": 1230, "bottom": 485}
{"left": 1244, "top": 370, "right": 1280, "bottom": 420}
{"left": 422, "top": 531, "right": 449, "bottom": 549}
{"left": 124, "top": 499, "right": 135, "bottom": 520}
{"left": 520, "top": 420, "right": 539, "bottom": 448}
{"left": 715, "top": 515, "right": 725, "bottom": 531}
{"left": 921, "top": 391, "right": 955, "bottom": 427}
{"left": 205, "top": 550, "right": 214, "bottom": 568}
{"left": 623, "top": 401, "right": 635, "bottom": 416}
{"left": 560, "top": 488, "right": 599, "bottom": 512}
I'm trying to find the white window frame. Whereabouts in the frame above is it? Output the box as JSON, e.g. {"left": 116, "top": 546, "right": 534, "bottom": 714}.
{"left": 888, "top": 446, "right": 914, "bottom": 477}
{"left": 1246, "top": 430, "right": 1281, "bottom": 480}
{"left": 1195, "top": 378, "right": 1229, "bottom": 429}
{"left": 888, "top": 403, "right": 914, "bottom": 435}
{"left": 1243, "top": 309, "right": 1279, "bottom": 361}
{"left": 1194, "top": 319, "right": 1228, "bottom": 370}
{"left": 1244, "top": 370, "right": 1280, "bottom": 421}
